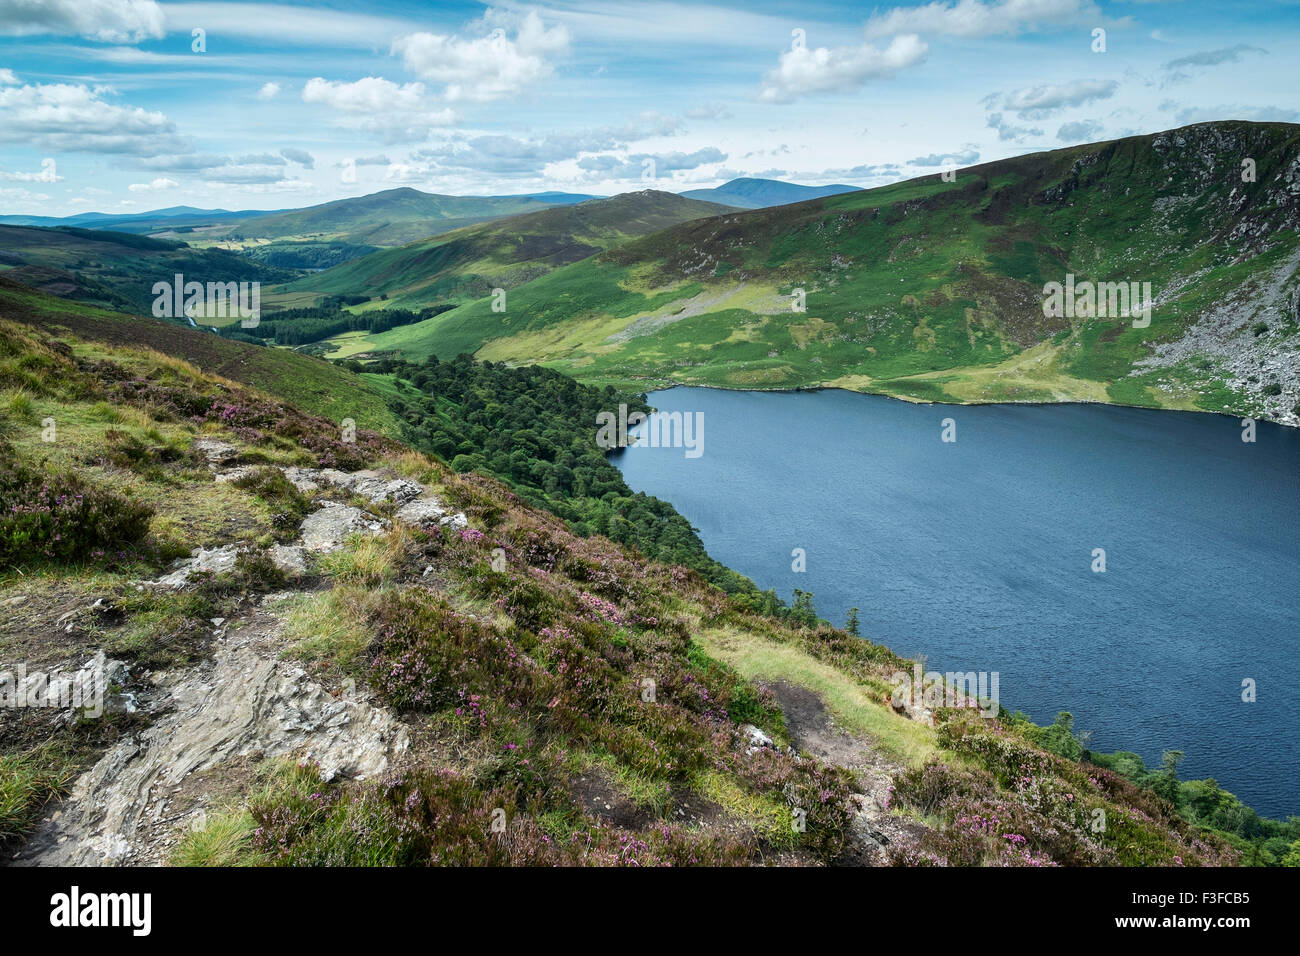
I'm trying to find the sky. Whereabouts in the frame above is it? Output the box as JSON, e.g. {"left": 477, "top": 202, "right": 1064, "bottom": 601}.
{"left": 0, "top": 0, "right": 1297, "bottom": 216}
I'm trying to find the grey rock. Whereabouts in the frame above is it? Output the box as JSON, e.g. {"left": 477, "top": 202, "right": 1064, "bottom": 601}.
{"left": 298, "top": 502, "right": 386, "bottom": 553}
{"left": 269, "top": 544, "right": 308, "bottom": 577}
{"left": 153, "top": 545, "right": 240, "bottom": 589}
{"left": 12, "top": 608, "right": 409, "bottom": 866}
{"left": 193, "top": 438, "right": 239, "bottom": 467}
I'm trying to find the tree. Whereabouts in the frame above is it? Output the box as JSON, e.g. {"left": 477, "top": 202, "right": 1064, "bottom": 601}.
{"left": 1151, "top": 749, "right": 1185, "bottom": 806}
{"left": 791, "top": 589, "right": 817, "bottom": 627}
{"left": 845, "top": 607, "right": 860, "bottom": 637}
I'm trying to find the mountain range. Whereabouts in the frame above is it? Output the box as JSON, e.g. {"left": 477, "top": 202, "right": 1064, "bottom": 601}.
{"left": 2, "top": 125, "right": 1297, "bottom": 424}
{"left": 324, "top": 121, "right": 1300, "bottom": 426}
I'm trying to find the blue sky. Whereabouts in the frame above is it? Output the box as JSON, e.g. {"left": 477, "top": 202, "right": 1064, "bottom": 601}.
{"left": 0, "top": 0, "right": 1297, "bottom": 215}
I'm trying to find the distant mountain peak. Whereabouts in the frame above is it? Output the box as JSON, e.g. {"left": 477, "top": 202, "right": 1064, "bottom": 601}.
{"left": 678, "top": 177, "right": 862, "bottom": 209}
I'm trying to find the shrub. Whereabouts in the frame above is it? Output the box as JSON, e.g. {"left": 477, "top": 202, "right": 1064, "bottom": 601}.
{"left": 0, "top": 452, "right": 153, "bottom": 566}
{"left": 232, "top": 467, "right": 312, "bottom": 542}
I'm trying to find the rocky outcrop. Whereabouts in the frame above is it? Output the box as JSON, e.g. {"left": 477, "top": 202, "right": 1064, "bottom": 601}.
{"left": 298, "top": 502, "right": 387, "bottom": 554}
{"left": 11, "top": 599, "right": 409, "bottom": 867}
{"left": 284, "top": 467, "right": 423, "bottom": 504}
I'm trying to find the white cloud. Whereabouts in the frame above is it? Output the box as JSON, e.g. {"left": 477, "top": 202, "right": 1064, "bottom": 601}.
{"left": 157, "top": 2, "right": 419, "bottom": 47}
{"left": 987, "top": 112, "right": 1044, "bottom": 141}
{"left": 999, "top": 79, "right": 1118, "bottom": 118}
{"left": 864, "top": 0, "right": 1102, "bottom": 39}
{"left": 303, "top": 76, "right": 427, "bottom": 113}
{"left": 0, "top": 0, "right": 164, "bottom": 43}
{"left": 280, "top": 148, "right": 314, "bottom": 169}
{"left": 0, "top": 157, "right": 60, "bottom": 182}
{"left": 1161, "top": 45, "right": 1267, "bottom": 85}
{"left": 200, "top": 164, "right": 291, "bottom": 185}
{"left": 257, "top": 82, "right": 281, "bottom": 100}
{"left": 128, "top": 177, "right": 178, "bottom": 192}
{"left": 909, "top": 147, "right": 980, "bottom": 165}
{"left": 577, "top": 147, "right": 727, "bottom": 179}
{"left": 687, "top": 102, "right": 733, "bottom": 121}
{"left": 0, "top": 80, "right": 189, "bottom": 155}
{"left": 392, "top": 10, "right": 569, "bottom": 102}
{"left": 302, "top": 76, "right": 456, "bottom": 143}
{"left": 408, "top": 116, "right": 682, "bottom": 176}
{"left": 0, "top": 69, "right": 17, "bottom": 85}
{"left": 759, "top": 34, "right": 928, "bottom": 103}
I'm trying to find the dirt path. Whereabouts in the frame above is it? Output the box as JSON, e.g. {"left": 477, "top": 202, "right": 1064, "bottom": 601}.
{"left": 770, "top": 680, "right": 926, "bottom": 866}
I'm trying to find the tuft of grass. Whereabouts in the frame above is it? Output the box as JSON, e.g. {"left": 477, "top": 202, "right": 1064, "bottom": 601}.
{"left": 0, "top": 741, "right": 80, "bottom": 844}
{"left": 318, "top": 529, "right": 409, "bottom": 588}
{"left": 170, "top": 810, "right": 263, "bottom": 866}
{"left": 104, "top": 588, "right": 218, "bottom": 669}
{"left": 282, "top": 585, "right": 373, "bottom": 673}
{"left": 696, "top": 626, "right": 938, "bottom": 766}
{"left": 696, "top": 769, "right": 795, "bottom": 848}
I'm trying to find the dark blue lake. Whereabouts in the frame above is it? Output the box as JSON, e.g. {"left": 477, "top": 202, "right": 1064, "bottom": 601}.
{"left": 614, "top": 387, "right": 1300, "bottom": 818}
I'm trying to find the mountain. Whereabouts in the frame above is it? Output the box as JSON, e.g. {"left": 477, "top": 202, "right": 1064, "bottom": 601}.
{"left": 226, "top": 187, "right": 583, "bottom": 247}
{"left": 361, "top": 122, "right": 1300, "bottom": 426}
{"left": 0, "top": 224, "right": 295, "bottom": 317}
{"left": 0, "top": 190, "right": 606, "bottom": 273}
{"left": 272, "top": 190, "right": 739, "bottom": 316}
{"left": 0, "top": 291, "right": 1252, "bottom": 867}
{"left": 0, "top": 206, "right": 280, "bottom": 234}
{"left": 679, "top": 177, "right": 862, "bottom": 208}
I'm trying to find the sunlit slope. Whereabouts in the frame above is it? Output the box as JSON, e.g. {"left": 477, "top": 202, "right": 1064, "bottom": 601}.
{"left": 227, "top": 187, "right": 561, "bottom": 246}
{"left": 275, "top": 190, "right": 739, "bottom": 312}
{"left": 0, "top": 276, "right": 403, "bottom": 436}
{"left": 0, "top": 225, "right": 294, "bottom": 315}
{"left": 371, "top": 122, "right": 1300, "bottom": 423}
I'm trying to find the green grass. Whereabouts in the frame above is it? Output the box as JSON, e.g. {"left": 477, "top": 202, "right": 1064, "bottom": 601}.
{"left": 695, "top": 625, "right": 939, "bottom": 766}
{"left": 0, "top": 278, "right": 405, "bottom": 438}
{"left": 0, "top": 741, "right": 80, "bottom": 843}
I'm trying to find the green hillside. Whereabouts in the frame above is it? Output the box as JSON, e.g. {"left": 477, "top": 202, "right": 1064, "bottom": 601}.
{"left": 0, "top": 313, "right": 1268, "bottom": 867}
{"left": 0, "top": 276, "right": 402, "bottom": 437}
{"left": 276, "top": 190, "right": 739, "bottom": 317}
{"left": 356, "top": 121, "right": 1300, "bottom": 425}
{"left": 0, "top": 225, "right": 294, "bottom": 316}
{"left": 227, "top": 187, "right": 561, "bottom": 246}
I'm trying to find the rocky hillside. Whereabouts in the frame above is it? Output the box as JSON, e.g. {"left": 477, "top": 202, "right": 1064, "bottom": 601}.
{"left": 0, "top": 313, "right": 1249, "bottom": 867}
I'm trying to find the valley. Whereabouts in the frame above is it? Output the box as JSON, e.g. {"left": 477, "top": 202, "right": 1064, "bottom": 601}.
{"left": 3, "top": 121, "right": 1298, "bottom": 871}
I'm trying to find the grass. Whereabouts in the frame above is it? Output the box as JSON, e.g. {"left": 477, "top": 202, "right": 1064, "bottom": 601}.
{"left": 170, "top": 810, "right": 262, "bottom": 866}
{"left": 0, "top": 278, "right": 405, "bottom": 438}
{"left": 695, "top": 625, "right": 939, "bottom": 766}
{"left": 281, "top": 586, "right": 372, "bottom": 673}
{"left": 0, "top": 741, "right": 80, "bottom": 844}
{"left": 317, "top": 529, "right": 409, "bottom": 588}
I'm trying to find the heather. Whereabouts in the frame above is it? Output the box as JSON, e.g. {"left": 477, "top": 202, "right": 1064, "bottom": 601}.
{"left": 0, "top": 451, "right": 152, "bottom": 566}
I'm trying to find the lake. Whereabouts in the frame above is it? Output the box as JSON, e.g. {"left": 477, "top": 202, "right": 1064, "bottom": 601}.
{"left": 613, "top": 386, "right": 1300, "bottom": 818}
